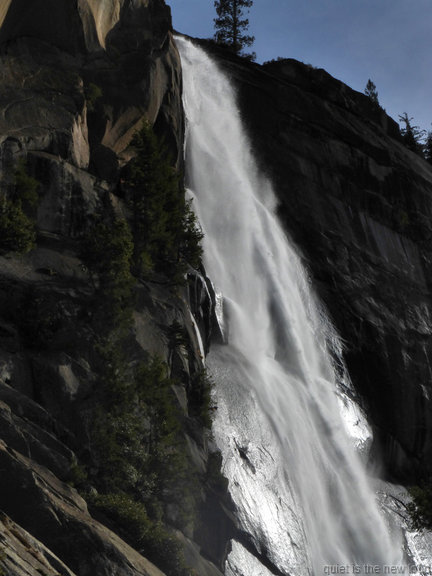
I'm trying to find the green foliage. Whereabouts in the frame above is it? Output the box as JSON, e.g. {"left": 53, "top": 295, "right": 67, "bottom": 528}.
{"left": 399, "top": 112, "right": 425, "bottom": 156}
{"left": 189, "top": 369, "right": 215, "bottom": 429}
{"left": 135, "top": 359, "right": 200, "bottom": 530}
{"left": 136, "top": 357, "right": 181, "bottom": 442}
{"left": 14, "top": 160, "right": 40, "bottom": 213}
{"left": 263, "top": 56, "right": 289, "bottom": 65}
{"left": 89, "top": 492, "right": 188, "bottom": 576}
{"left": 81, "top": 217, "right": 135, "bottom": 328}
{"left": 180, "top": 200, "right": 204, "bottom": 270}
{"left": 91, "top": 492, "right": 152, "bottom": 539}
{"left": 80, "top": 211, "right": 203, "bottom": 539}
{"left": 88, "top": 354, "right": 198, "bottom": 574}
{"left": 128, "top": 122, "right": 180, "bottom": 274}
{"left": 90, "top": 352, "right": 198, "bottom": 526}
{"left": 0, "top": 198, "right": 36, "bottom": 254}
{"left": 68, "top": 460, "right": 88, "bottom": 489}
{"left": 91, "top": 405, "right": 150, "bottom": 495}
{"left": 85, "top": 82, "right": 103, "bottom": 112}
{"left": 0, "top": 159, "right": 39, "bottom": 254}
{"left": 167, "top": 320, "right": 189, "bottom": 350}
{"left": 82, "top": 218, "right": 134, "bottom": 294}
{"left": 364, "top": 79, "right": 379, "bottom": 106}
{"left": 74, "top": 152, "right": 209, "bottom": 572}
{"left": 213, "top": 0, "right": 255, "bottom": 58}
{"left": 407, "top": 481, "right": 432, "bottom": 530}
{"left": 126, "top": 122, "right": 203, "bottom": 280}
{"left": 91, "top": 343, "right": 143, "bottom": 492}
{"left": 424, "top": 131, "right": 432, "bottom": 166}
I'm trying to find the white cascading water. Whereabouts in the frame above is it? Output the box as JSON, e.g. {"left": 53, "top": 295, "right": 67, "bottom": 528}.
{"left": 176, "top": 37, "right": 402, "bottom": 575}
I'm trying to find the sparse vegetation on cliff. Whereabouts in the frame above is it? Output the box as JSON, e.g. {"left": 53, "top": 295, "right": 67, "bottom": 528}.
{"left": 399, "top": 113, "right": 425, "bottom": 156}
{"left": 364, "top": 79, "right": 379, "bottom": 106}
{"left": 81, "top": 216, "right": 135, "bottom": 332}
{"left": 189, "top": 368, "right": 215, "bottom": 429}
{"left": 424, "top": 132, "right": 432, "bottom": 166}
{"left": 0, "top": 199, "right": 36, "bottom": 254}
{"left": 407, "top": 481, "right": 432, "bottom": 530}
{"left": 86, "top": 345, "right": 202, "bottom": 574}
{"left": 14, "top": 160, "right": 40, "bottom": 213}
{"left": 73, "top": 139, "right": 214, "bottom": 574}
{"left": 0, "top": 160, "right": 40, "bottom": 255}
{"left": 89, "top": 492, "right": 188, "bottom": 576}
{"left": 85, "top": 82, "right": 103, "bottom": 112}
{"left": 126, "top": 122, "right": 203, "bottom": 281}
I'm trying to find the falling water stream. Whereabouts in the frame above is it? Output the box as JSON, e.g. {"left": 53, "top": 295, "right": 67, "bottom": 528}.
{"left": 176, "top": 37, "right": 402, "bottom": 576}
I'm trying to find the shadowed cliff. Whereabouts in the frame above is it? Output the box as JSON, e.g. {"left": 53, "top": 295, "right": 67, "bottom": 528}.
{"left": 0, "top": 3, "right": 232, "bottom": 576}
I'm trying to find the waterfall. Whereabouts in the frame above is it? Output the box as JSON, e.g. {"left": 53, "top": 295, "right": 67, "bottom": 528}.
{"left": 176, "top": 36, "right": 402, "bottom": 576}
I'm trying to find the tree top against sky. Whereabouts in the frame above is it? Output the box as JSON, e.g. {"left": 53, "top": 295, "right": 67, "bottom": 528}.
{"left": 170, "top": 0, "right": 432, "bottom": 133}
{"left": 213, "top": 0, "right": 255, "bottom": 58}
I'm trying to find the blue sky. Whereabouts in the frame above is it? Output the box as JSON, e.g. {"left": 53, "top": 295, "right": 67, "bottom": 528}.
{"left": 169, "top": 0, "right": 432, "bottom": 135}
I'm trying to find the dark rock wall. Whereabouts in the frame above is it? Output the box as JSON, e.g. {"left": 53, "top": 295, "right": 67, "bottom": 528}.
{"left": 200, "top": 42, "right": 432, "bottom": 482}
{"left": 0, "top": 4, "right": 227, "bottom": 576}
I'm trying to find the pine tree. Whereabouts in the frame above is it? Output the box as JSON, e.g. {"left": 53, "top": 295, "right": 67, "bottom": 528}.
{"left": 213, "top": 0, "right": 255, "bottom": 58}
{"left": 364, "top": 79, "right": 379, "bottom": 105}
{"left": 125, "top": 122, "right": 203, "bottom": 279}
{"left": 399, "top": 113, "right": 425, "bottom": 156}
{"left": 424, "top": 131, "right": 432, "bottom": 166}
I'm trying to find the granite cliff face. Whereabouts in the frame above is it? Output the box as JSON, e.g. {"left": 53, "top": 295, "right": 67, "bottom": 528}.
{"left": 198, "top": 41, "right": 432, "bottom": 482}
{"left": 0, "top": 0, "right": 183, "bottom": 173}
{"left": 0, "top": 3, "right": 230, "bottom": 576}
